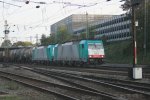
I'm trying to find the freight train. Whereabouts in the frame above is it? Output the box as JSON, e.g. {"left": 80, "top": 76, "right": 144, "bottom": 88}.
{"left": 0, "top": 40, "right": 105, "bottom": 65}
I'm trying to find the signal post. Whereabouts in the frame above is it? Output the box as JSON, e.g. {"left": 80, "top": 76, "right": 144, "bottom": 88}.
{"left": 131, "top": 0, "right": 142, "bottom": 79}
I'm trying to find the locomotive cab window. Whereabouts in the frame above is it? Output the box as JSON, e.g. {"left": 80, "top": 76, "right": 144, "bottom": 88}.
{"left": 88, "top": 44, "right": 103, "bottom": 49}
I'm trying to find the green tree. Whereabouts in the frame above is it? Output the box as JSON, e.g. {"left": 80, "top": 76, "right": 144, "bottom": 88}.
{"left": 40, "top": 34, "right": 56, "bottom": 46}
{"left": 40, "top": 34, "right": 49, "bottom": 46}
{"left": 12, "top": 41, "right": 33, "bottom": 47}
{"left": 121, "top": 0, "right": 150, "bottom": 63}
{"left": 56, "top": 25, "right": 72, "bottom": 43}
{"left": 121, "top": 0, "right": 143, "bottom": 11}
{"left": 1, "top": 40, "right": 12, "bottom": 47}
{"left": 129, "top": 1, "right": 150, "bottom": 52}
{"left": 79, "top": 33, "right": 86, "bottom": 40}
{"left": 49, "top": 34, "right": 56, "bottom": 44}
{"left": 40, "top": 25, "right": 73, "bottom": 46}
{"left": 121, "top": 0, "right": 131, "bottom": 11}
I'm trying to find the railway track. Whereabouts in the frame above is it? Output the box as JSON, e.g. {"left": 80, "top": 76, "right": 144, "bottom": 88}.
{"left": 0, "top": 91, "right": 8, "bottom": 95}
{"left": 10, "top": 63, "right": 150, "bottom": 78}
{"left": 17, "top": 66, "right": 150, "bottom": 100}
{"left": 1, "top": 63, "right": 150, "bottom": 99}
{"left": 0, "top": 70, "right": 124, "bottom": 100}
{"left": 62, "top": 68, "right": 150, "bottom": 78}
{"left": 33, "top": 68, "right": 150, "bottom": 96}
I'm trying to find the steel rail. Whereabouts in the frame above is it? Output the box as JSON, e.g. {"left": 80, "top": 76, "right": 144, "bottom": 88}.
{"left": 32, "top": 68, "right": 150, "bottom": 97}
{"left": 0, "top": 70, "right": 123, "bottom": 100}
{"left": 11, "top": 63, "right": 150, "bottom": 78}
{"left": 0, "top": 71, "right": 80, "bottom": 100}
{"left": 18, "top": 66, "right": 124, "bottom": 100}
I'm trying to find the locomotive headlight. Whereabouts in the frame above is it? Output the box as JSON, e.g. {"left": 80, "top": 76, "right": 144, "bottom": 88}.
{"left": 101, "top": 55, "right": 103, "bottom": 58}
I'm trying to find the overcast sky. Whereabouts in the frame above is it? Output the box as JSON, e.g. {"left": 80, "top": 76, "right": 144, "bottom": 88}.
{"left": 0, "top": 0, "right": 125, "bottom": 44}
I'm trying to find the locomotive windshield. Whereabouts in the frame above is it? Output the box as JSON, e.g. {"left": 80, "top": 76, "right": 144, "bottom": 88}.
{"left": 88, "top": 43, "right": 104, "bottom": 57}
{"left": 88, "top": 43, "right": 103, "bottom": 50}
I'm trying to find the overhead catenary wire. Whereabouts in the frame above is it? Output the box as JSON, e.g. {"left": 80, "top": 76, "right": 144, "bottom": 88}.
{"left": 18, "top": 1, "right": 105, "bottom": 26}
{"left": 0, "top": 0, "right": 21, "bottom": 7}
{"left": 2, "top": 0, "right": 5, "bottom": 21}
{"left": 14, "top": 2, "right": 119, "bottom": 33}
{"left": 25, "top": 2, "right": 119, "bottom": 27}
{"left": 0, "top": 0, "right": 124, "bottom": 41}
{"left": 1, "top": 0, "right": 113, "bottom": 26}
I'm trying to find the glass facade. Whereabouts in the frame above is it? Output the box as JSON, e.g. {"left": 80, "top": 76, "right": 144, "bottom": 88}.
{"left": 74, "top": 14, "right": 131, "bottom": 42}
{"left": 51, "top": 14, "right": 114, "bottom": 34}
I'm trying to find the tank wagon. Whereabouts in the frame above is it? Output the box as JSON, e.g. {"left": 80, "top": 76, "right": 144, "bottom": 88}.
{"left": 9, "top": 47, "right": 32, "bottom": 63}
{"left": 0, "top": 47, "right": 32, "bottom": 63}
{"left": 0, "top": 40, "right": 105, "bottom": 65}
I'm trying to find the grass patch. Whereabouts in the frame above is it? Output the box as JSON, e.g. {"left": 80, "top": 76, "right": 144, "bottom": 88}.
{"left": 0, "top": 95, "right": 20, "bottom": 100}
{"left": 5, "top": 81, "right": 20, "bottom": 90}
